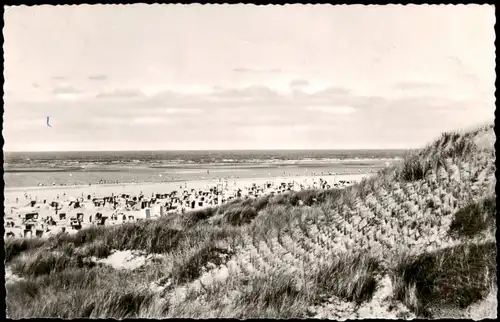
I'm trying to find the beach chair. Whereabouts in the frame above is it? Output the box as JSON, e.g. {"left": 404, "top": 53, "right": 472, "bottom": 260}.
{"left": 61, "top": 227, "right": 66, "bottom": 233}
{"left": 24, "top": 230, "right": 33, "bottom": 238}
{"left": 36, "top": 230, "right": 44, "bottom": 238}
{"left": 77, "top": 213, "right": 84, "bottom": 222}
{"left": 59, "top": 213, "right": 66, "bottom": 220}
{"left": 6, "top": 232, "right": 15, "bottom": 238}
{"left": 71, "top": 220, "right": 82, "bottom": 230}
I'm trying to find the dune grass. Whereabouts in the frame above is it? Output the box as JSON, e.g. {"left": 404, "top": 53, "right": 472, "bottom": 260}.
{"left": 399, "top": 153, "right": 430, "bottom": 182}
{"left": 181, "top": 207, "right": 217, "bottom": 227}
{"left": 10, "top": 244, "right": 98, "bottom": 277}
{"left": 312, "top": 252, "right": 380, "bottom": 304}
{"left": 171, "top": 244, "right": 235, "bottom": 285}
{"left": 392, "top": 242, "right": 497, "bottom": 317}
{"left": 164, "top": 251, "right": 381, "bottom": 319}
{"left": 5, "top": 237, "right": 48, "bottom": 262}
{"left": 6, "top": 265, "right": 165, "bottom": 318}
{"left": 448, "top": 195, "right": 496, "bottom": 239}
{"left": 233, "top": 271, "right": 310, "bottom": 318}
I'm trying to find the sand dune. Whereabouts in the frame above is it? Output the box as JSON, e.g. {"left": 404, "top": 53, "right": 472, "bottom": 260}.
{"left": 5, "top": 125, "right": 496, "bottom": 319}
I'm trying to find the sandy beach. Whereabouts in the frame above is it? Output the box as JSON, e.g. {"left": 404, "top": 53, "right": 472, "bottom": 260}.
{"left": 4, "top": 172, "right": 373, "bottom": 239}
{"left": 4, "top": 173, "right": 371, "bottom": 204}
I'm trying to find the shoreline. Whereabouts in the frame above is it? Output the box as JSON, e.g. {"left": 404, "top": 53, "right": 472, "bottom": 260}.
{"left": 4, "top": 171, "right": 375, "bottom": 192}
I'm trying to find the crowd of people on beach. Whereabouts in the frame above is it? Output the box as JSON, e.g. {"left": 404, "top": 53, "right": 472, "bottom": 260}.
{"left": 5, "top": 177, "right": 357, "bottom": 239}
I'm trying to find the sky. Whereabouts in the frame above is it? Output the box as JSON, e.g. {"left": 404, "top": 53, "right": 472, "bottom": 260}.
{"left": 3, "top": 4, "right": 496, "bottom": 151}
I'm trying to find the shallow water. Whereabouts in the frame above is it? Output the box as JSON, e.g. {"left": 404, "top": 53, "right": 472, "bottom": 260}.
{"left": 4, "top": 161, "right": 391, "bottom": 188}
{"left": 4, "top": 149, "right": 404, "bottom": 188}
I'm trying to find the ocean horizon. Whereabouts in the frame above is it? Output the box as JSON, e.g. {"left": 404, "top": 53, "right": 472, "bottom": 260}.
{"left": 3, "top": 149, "right": 405, "bottom": 188}
{"left": 4, "top": 149, "right": 407, "bottom": 163}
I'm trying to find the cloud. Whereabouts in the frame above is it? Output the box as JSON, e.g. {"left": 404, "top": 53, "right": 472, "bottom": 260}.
{"left": 210, "top": 85, "right": 281, "bottom": 101}
{"left": 289, "top": 79, "right": 310, "bottom": 89}
{"left": 51, "top": 76, "right": 66, "bottom": 81}
{"left": 164, "top": 107, "right": 203, "bottom": 114}
{"left": 458, "top": 72, "right": 480, "bottom": 83}
{"left": 132, "top": 116, "right": 171, "bottom": 124}
{"left": 52, "top": 85, "right": 83, "bottom": 100}
{"left": 306, "top": 105, "right": 356, "bottom": 115}
{"left": 96, "top": 89, "right": 146, "bottom": 99}
{"left": 233, "top": 68, "right": 251, "bottom": 73}
{"left": 232, "top": 68, "right": 282, "bottom": 73}
{"left": 55, "top": 93, "right": 81, "bottom": 101}
{"left": 52, "top": 85, "right": 81, "bottom": 95}
{"left": 309, "top": 87, "right": 351, "bottom": 97}
{"left": 393, "top": 81, "right": 440, "bottom": 90}
{"left": 88, "top": 74, "right": 108, "bottom": 81}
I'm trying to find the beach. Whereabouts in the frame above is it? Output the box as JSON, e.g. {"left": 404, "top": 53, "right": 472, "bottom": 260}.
{"left": 4, "top": 173, "right": 371, "bottom": 203}
{"left": 4, "top": 149, "right": 393, "bottom": 240}
{"left": 4, "top": 172, "right": 373, "bottom": 239}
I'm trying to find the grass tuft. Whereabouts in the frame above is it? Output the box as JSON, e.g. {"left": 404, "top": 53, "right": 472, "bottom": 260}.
{"left": 172, "top": 245, "right": 234, "bottom": 285}
{"left": 393, "top": 242, "right": 497, "bottom": 317}
{"left": 5, "top": 238, "right": 47, "bottom": 263}
{"left": 399, "top": 153, "right": 430, "bottom": 182}
{"left": 235, "top": 272, "right": 308, "bottom": 318}
{"left": 11, "top": 245, "right": 98, "bottom": 277}
{"left": 448, "top": 196, "right": 496, "bottom": 238}
{"left": 313, "top": 252, "right": 380, "bottom": 304}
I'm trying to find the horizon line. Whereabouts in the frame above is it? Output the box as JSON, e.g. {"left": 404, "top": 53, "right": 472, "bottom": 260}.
{"left": 3, "top": 147, "right": 414, "bottom": 153}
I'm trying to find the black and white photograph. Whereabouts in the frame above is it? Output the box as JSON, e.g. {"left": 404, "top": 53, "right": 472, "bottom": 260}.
{"left": 3, "top": 4, "right": 496, "bottom": 319}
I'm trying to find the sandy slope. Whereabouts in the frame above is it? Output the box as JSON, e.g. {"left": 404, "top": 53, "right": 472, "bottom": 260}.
{"left": 158, "top": 125, "right": 496, "bottom": 318}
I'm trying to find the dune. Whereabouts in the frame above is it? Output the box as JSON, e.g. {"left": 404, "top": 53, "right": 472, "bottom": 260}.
{"left": 4, "top": 124, "right": 496, "bottom": 319}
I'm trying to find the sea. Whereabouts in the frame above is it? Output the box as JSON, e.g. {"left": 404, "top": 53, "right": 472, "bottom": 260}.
{"left": 3, "top": 150, "right": 406, "bottom": 188}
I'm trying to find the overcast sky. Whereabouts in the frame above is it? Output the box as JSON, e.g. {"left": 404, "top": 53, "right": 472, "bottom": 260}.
{"left": 3, "top": 4, "right": 495, "bottom": 151}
